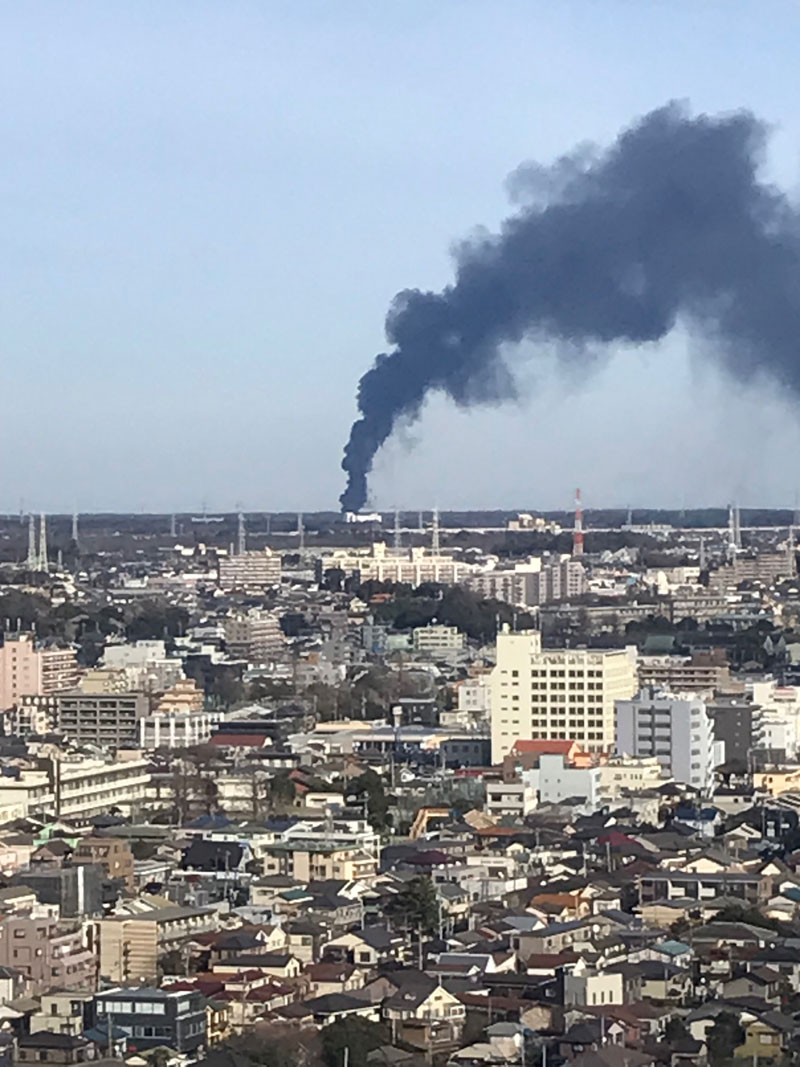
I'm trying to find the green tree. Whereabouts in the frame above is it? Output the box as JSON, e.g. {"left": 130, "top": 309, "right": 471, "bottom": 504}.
{"left": 707, "top": 1012, "right": 745, "bottom": 1067}
{"left": 320, "top": 1018, "right": 388, "bottom": 1067}
{"left": 392, "top": 875, "right": 439, "bottom": 936}
{"left": 664, "top": 1017, "right": 691, "bottom": 1045}
{"left": 349, "top": 770, "right": 390, "bottom": 831}
{"left": 715, "top": 903, "right": 782, "bottom": 932}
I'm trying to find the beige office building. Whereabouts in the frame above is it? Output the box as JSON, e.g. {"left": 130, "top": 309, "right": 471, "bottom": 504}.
{"left": 490, "top": 629, "right": 638, "bottom": 762}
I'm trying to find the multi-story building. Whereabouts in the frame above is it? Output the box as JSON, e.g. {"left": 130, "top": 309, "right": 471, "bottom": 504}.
{"left": 599, "top": 753, "right": 666, "bottom": 794}
{"left": 73, "top": 837, "right": 135, "bottom": 891}
{"left": 0, "top": 633, "right": 80, "bottom": 712}
{"left": 466, "top": 557, "right": 586, "bottom": 607}
{"left": 56, "top": 692, "right": 149, "bottom": 748}
{"left": 708, "top": 695, "right": 765, "bottom": 764}
{"left": 0, "top": 770, "right": 55, "bottom": 820}
{"left": 8, "top": 694, "right": 59, "bottom": 736}
{"left": 94, "top": 987, "right": 207, "bottom": 1055}
{"left": 78, "top": 669, "right": 128, "bottom": 694}
{"left": 55, "top": 754, "right": 152, "bottom": 822}
{"left": 98, "top": 906, "right": 215, "bottom": 983}
{"left": 412, "top": 625, "right": 465, "bottom": 655}
{"left": 224, "top": 609, "right": 285, "bottom": 664}
{"left": 490, "top": 628, "right": 638, "bottom": 761}
{"left": 0, "top": 913, "right": 96, "bottom": 995}
{"left": 102, "top": 640, "right": 183, "bottom": 694}
{"left": 323, "top": 542, "right": 477, "bottom": 586}
{"left": 11, "top": 864, "right": 104, "bottom": 918}
{"left": 615, "top": 688, "right": 723, "bottom": 793}
{"left": 218, "top": 548, "right": 282, "bottom": 591}
{"left": 638, "top": 650, "right": 733, "bottom": 693}
{"left": 710, "top": 551, "right": 795, "bottom": 590}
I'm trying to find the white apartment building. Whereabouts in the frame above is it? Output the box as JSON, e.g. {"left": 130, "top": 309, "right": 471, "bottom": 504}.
{"left": 523, "top": 754, "right": 607, "bottom": 808}
{"left": 490, "top": 629, "right": 638, "bottom": 762}
{"left": 615, "top": 689, "right": 723, "bottom": 794}
{"left": 0, "top": 770, "right": 55, "bottom": 819}
{"left": 138, "top": 707, "right": 220, "bottom": 750}
{"left": 56, "top": 754, "right": 152, "bottom": 822}
{"left": 102, "top": 640, "right": 183, "bottom": 694}
{"left": 485, "top": 779, "right": 538, "bottom": 818}
{"left": 599, "top": 754, "right": 666, "bottom": 794}
{"left": 412, "top": 625, "right": 465, "bottom": 655}
{"left": 218, "top": 549, "right": 282, "bottom": 591}
{"left": 466, "top": 556, "right": 586, "bottom": 607}
{"left": 324, "top": 542, "right": 477, "bottom": 586}
{"left": 748, "top": 679, "right": 800, "bottom": 758}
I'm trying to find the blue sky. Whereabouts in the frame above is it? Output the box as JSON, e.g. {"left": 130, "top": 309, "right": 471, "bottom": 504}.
{"left": 1, "top": 1, "right": 799, "bottom": 513}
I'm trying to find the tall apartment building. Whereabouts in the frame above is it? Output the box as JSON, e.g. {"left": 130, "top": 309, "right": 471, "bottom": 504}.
{"left": 0, "top": 633, "right": 80, "bottom": 711}
{"left": 218, "top": 548, "right": 282, "bottom": 591}
{"left": 490, "top": 629, "right": 638, "bottom": 761}
{"left": 56, "top": 691, "right": 150, "bottom": 748}
{"left": 224, "top": 609, "right": 285, "bottom": 664}
{"left": 615, "top": 688, "right": 723, "bottom": 793}
{"left": 467, "top": 557, "right": 586, "bottom": 607}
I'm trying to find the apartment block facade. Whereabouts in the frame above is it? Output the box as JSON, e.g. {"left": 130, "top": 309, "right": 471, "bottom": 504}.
{"left": 218, "top": 548, "right": 282, "bottom": 591}
{"left": 0, "top": 633, "right": 80, "bottom": 712}
{"left": 615, "top": 688, "right": 724, "bottom": 793}
{"left": 56, "top": 692, "right": 149, "bottom": 748}
{"left": 490, "top": 629, "right": 638, "bottom": 761}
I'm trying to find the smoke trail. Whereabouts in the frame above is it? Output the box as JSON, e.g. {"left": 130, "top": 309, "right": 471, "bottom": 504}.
{"left": 340, "top": 102, "right": 800, "bottom": 513}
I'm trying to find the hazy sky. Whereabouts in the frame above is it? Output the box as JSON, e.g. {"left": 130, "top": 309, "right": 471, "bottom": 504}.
{"left": 2, "top": 1, "right": 800, "bottom": 513}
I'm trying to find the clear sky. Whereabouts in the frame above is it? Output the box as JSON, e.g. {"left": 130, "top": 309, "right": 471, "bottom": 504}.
{"left": 2, "top": 1, "right": 800, "bottom": 514}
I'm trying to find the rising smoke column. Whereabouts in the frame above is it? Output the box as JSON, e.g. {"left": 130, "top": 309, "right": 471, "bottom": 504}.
{"left": 340, "top": 102, "right": 800, "bottom": 512}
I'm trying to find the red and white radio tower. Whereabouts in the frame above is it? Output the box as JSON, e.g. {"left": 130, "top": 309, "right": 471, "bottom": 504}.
{"left": 573, "top": 488, "right": 584, "bottom": 557}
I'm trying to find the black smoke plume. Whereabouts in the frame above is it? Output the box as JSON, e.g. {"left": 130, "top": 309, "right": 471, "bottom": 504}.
{"left": 340, "top": 102, "right": 800, "bottom": 513}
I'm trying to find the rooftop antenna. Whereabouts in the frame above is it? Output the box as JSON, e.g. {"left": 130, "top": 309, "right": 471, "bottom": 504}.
{"left": 573, "top": 489, "right": 584, "bottom": 557}
{"left": 237, "top": 506, "right": 246, "bottom": 556}
{"left": 37, "top": 513, "right": 48, "bottom": 573}
{"left": 432, "top": 508, "right": 440, "bottom": 556}
{"left": 393, "top": 509, "right": 401, "bottom": 552}
{"left": 25, "top": 514, "right": 37, "bottom": 570}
